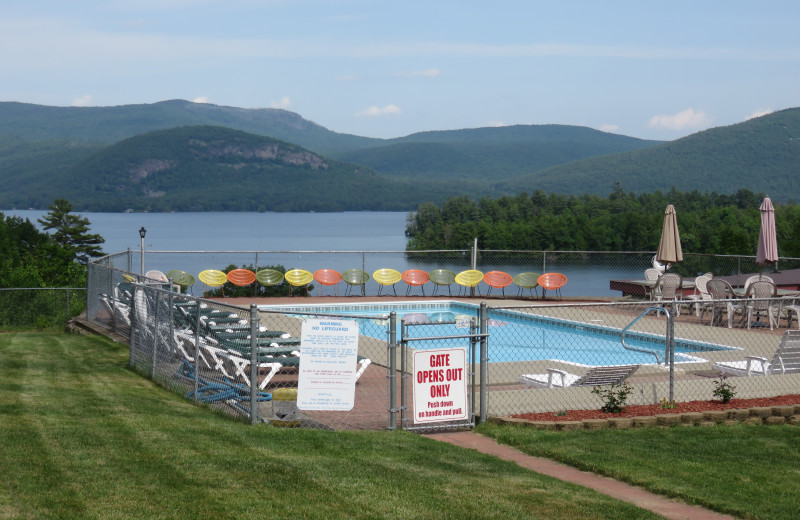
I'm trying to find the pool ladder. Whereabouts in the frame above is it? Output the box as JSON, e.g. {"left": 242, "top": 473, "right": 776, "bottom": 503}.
{"left": 620, "top": 306, "right": 676, "bottom": 366}
{"left": 621, "top": 305, "right": 676, "bottom": 401}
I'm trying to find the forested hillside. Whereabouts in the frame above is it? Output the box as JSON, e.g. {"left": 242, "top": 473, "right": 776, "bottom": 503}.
{"left": 6, "top": 126, "right": 462, "bottom": 212}
{"left": 405, "top": 187, "right": 800, "bottom": 258}
{"left": 499, "top": 108, "right": 800, "bottom": 202}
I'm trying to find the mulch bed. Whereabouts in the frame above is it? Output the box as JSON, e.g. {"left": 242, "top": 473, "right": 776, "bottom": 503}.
{"left": 513, "top": 394, "right": 800, "bottom": 422}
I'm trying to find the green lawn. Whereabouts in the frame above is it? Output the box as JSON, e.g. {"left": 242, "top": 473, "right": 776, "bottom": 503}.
{"left": 0, "top": 331, "right": 659, "bottom": 520}
{"left": 477, "top": 421, "right": 800, "bottom": 520}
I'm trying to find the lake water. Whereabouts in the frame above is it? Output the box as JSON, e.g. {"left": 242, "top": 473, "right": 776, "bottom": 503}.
{"left": 3, "top": 209, "right": 643, "bottom": 296}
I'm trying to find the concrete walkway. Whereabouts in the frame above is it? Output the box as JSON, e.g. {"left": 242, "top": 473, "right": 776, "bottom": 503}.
{"left": 424, "top": 431, "right": 736, "bottom": 520}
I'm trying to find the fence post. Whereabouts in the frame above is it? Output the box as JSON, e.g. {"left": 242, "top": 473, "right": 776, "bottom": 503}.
{"left": 151, "top": 288, "right": 160, "bottom": 378}
{"left": 250, "top": 304, "right": 259, "bottom": 424}
{"left": 387, "top": 311, "right": 397, "bottom": 430}
{"left": 479, "top": 302, "right": 488, "bottom": 424}
{"left": 667, "top": 308, "right": 675, "bottom": 402}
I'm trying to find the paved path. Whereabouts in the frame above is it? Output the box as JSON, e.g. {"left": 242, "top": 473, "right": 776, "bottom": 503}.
{"left": 424, "top": 431, "right": 736, "bottom": 520}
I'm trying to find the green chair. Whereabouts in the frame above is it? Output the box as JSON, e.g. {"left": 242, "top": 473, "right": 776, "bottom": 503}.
{"left": 513, "top": 272, "right": 540, "bottom": 298}
{"left": 429, "top": 269, "right": 456, "bottom": 296}
{"left": 167, "top": 270, "right": 195, "bottom": 293}
{"left": 342, "top": 269, "right": 370, "bottom": 296}
{"left": 256, "top": 269, "right": 285, "bottom": 289}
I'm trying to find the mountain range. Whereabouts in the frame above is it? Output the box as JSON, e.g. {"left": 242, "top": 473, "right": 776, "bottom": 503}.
{"left": 0, "top": 99, "right": 798, "bottom": 212}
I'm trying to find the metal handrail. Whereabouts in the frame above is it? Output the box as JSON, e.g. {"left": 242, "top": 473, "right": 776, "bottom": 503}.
{"left": 620, "top": 306, "right": 670, "bottom": 365}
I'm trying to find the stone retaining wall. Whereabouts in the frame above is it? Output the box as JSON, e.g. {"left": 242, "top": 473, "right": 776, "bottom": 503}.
{"left": 494, "top": 404, "right": 800, "bottom": 430}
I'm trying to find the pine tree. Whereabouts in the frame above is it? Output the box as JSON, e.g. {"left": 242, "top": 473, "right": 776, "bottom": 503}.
{"left": 38, "top": 199, "right": 105, "bottom": 264}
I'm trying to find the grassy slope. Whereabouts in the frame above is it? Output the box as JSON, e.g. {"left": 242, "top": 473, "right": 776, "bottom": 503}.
{"left": 0, "top": 332, "right": 657, "bottom": 520}
{"left": 478, "top": 421, "right": 800, "bottom": 520}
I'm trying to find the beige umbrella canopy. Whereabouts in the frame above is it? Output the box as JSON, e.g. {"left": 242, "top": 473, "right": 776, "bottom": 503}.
{"left": 656, "top": 204, "right": 683, "bottom": 269}
{"left": 756, "top": 197, "right": 779, "bottom": 267}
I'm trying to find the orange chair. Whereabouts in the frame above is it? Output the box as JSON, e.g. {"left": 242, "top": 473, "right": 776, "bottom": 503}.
{"left": 402, "top": 269, "right": 430, "bottom": 296}
{"left": 313, "top": 269, "right": 342, "bottom": 296}
{"left": 483, "top": 271, "right": 513, "bottom": 297}
{"left": 227, "top": 268, "right": 256, "bottom": 287}
{"left": 538, "top": 272, "right": 567, "bottom": 299}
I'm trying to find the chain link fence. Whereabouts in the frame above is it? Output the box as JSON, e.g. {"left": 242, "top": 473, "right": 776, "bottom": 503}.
{"left": 0, "top": 288, "right": 85, "bottom": 330}
{"left": 86, "top": 250, "right": 800, "bottom": 430}
{"left": 90, "top": 249, "right": 800, "bottom": 299}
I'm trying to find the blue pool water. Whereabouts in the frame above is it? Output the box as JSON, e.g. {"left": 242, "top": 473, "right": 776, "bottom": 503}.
{"left": 259, "top": 301, "right": 733, "bottom": 367}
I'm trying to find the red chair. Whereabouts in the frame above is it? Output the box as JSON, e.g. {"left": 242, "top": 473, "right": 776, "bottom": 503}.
{"left": 227, "top": 268, "right": 256, "bottom": 287}
{"left": 483, "top": 271, "right": 513, "bottom": 297}
{"left": 313, "top": 269, "right": 342, "bottom": 296}
{"left": 538, "top": 272, "right": 567, "bottom": 299}
{"left": 402, "top": 269, "right": 430, "bottom": 296}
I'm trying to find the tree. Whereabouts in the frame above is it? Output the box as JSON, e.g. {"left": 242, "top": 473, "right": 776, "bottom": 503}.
{"left": 38, "top": 199, "right": 105, "bottom": 264}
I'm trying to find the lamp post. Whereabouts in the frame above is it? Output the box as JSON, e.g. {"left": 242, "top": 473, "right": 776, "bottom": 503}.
{"left": 139, "top": 227, "right": 147, "bottom": 274}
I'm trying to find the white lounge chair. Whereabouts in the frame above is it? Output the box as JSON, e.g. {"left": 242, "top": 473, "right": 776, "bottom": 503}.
{"left": 519, "top": 364, "right": 639, "bottom": 389}
{"left": 713, "top": 330, "right": 800, "bottom": 376}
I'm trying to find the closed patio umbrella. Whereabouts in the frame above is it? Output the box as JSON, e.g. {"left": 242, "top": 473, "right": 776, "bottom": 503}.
{"left": 756, "top": 196, "right": 778, "bottom": 268}
{"left": 656, "top": 204, "right": 683, "bottom": 269}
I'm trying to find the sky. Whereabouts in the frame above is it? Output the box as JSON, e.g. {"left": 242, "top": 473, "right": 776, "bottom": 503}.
{"left": 2, "top": 1, "right": 799, "bottom": 141}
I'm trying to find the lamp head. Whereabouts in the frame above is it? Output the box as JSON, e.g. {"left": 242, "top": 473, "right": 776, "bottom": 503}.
{"left": 139, "top": 227, "right": 147, "bottom": 239}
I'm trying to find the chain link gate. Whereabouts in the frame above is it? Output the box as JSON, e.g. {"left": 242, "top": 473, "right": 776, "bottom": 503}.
{"left": 393, "top": 305, "right": 490, "bottom": 432}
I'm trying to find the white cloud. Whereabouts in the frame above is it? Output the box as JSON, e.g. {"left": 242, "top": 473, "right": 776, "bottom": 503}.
{"left": 270, "top": 97, "right": 292, "bottom": 109}
{"left": 648, "top": 108, "right": 712, "bottom": 131}
{"left": 192, "top": 96, "right": 209, "bottom": 104}
{"left": 355, "top": 104, "right": 402, "bottom": 117}
{"left": 409, "top": 68, "right": 441, "bottom": 77}
{"left": 599, "top": 124, "right": 620, "bottom": 133}
{"left": 746, "top": 108, "right": 773, "bottom": 120}
{"left": 71, "top": 95, "right": 93, "bottom": 107}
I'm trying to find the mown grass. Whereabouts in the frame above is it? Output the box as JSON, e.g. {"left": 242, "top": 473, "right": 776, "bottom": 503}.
{"left": 0, "top": 332, "right": 660, "bottom": 520}
{"left": 477, "top": 420, "right": 800, "bottom": 520}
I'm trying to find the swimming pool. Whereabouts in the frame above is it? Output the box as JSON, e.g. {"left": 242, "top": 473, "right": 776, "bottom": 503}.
{"left": 259, "top": 301, "right": 733, "bottom": 366}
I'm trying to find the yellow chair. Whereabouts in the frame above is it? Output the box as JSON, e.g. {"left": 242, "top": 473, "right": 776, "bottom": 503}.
{"left": 372, "top": 268, "right": 402, "bottom": 296}
{"left": 199, "top": 269, "right": 228, "bottom": 288}
{"left": 513, "top": 272, "right": 540, "bottom": 298}
{"left": 455, "top": 269, "right": 484, "bottom": 296}
{"left": 284, "top": 269, "right": 313, "bottom": 296}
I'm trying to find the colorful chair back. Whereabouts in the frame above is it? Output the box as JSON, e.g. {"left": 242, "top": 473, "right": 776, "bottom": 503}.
{"left": 372, "top": 268, "right": 402, "bottom": 296}
{"left": 256, "top": 269, "right": 284, "bottom": 287}
{"left": 342, "top": 269, "right": 370, "bottom": 296}
{"left": 313, "top": 269, "right": 342, "bottom": 296}
{"left": 538, "top": 272, "right": 567, "bottom": 299}
{"left": 401, "top": 269, "right": 430, "bottom": 296}
{"left": 483, "top": 270, "right": 513, "bottom": 296}
{"left": 199, "top": 269, "right": 227, "bottom": 287}
{"left": 429, "top": 269, "right": 456, "bottom": 296}
{"left": 455, "top": 269, "right": 484, "bottom": 296}
{"left": 227, "top": 268, "right": 256, "bottom": 287}
{"left": 167, "top": 270, "right": 195, "bottom": 293}
{"left": 513, "top": 272, "right": 540, "bottom": 298}
{"left": 284, "top": 269, "right": 313, "bottom": 296}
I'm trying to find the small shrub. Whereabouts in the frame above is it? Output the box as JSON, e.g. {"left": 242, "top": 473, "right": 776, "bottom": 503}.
{"left": 592, "top": 382, "right": 632, "bottom": 413}
{"left": 659, "top": 398, "right": 677, "bottom": 409}
{"left": 712, "top": 375, "right": 736, "bottom": 403}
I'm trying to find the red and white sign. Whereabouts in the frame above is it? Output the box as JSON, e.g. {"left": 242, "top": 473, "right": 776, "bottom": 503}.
{"left": 412, "top": 347, "right": 468, "bottom": 424}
